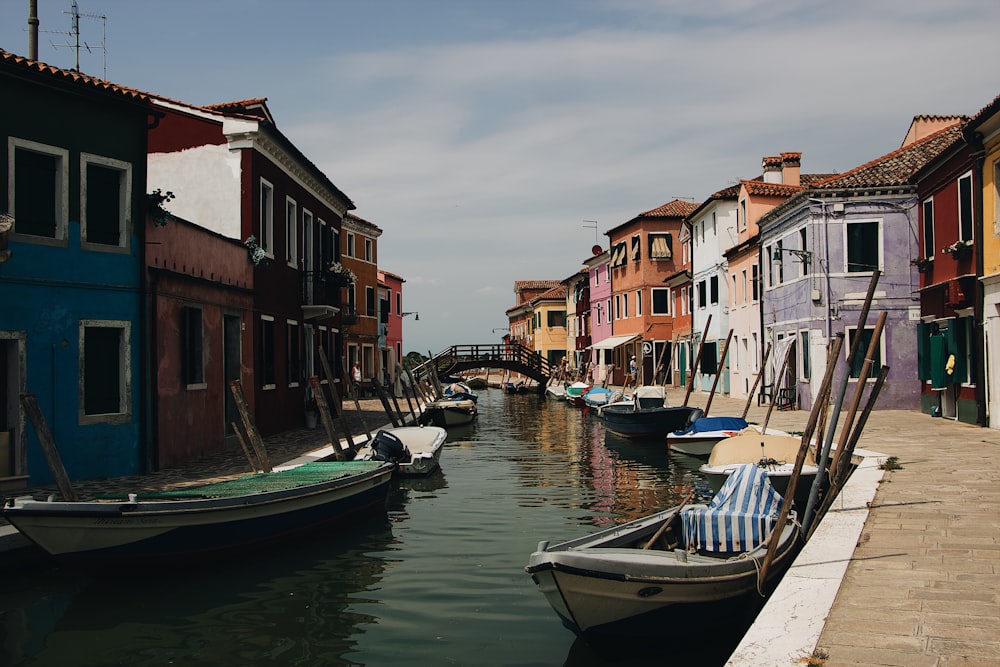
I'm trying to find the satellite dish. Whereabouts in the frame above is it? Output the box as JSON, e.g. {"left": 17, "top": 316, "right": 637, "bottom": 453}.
{"left": 591, "top": 244, "right": 602, "bottom": 255}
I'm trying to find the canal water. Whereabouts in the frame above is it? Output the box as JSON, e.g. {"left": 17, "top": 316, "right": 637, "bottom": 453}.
{"left": 0, "top": 389, "right": 763, "bottom": 666}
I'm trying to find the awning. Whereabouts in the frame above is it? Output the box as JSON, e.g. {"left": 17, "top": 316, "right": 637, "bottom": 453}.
{"left": 589, "top": 334, "right": 640, "bottom": 350}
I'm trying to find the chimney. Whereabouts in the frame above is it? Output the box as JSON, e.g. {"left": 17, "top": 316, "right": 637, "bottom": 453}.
{"left": 762, "top": 156, "right": 782, "bottom": 184}
{"left": 780, "top": 152, "right": 801, "bottom": 186}
{"left": 28, "top": 0, "right": 39, "bottom": 60}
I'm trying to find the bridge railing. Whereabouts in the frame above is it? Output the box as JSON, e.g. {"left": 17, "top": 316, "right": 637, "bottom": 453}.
{"left": 407, "top": 343, "right": 552, "bottom": 387}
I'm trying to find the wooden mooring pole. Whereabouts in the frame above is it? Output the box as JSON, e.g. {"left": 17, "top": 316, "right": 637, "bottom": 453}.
{"left": 19, "top": 393, "right": 78, "bottom": 501}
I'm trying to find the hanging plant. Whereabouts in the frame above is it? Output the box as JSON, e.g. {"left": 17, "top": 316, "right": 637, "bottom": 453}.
{"left": 909, "top": 256, "right": 932, "bottom": 273}
{"left": 146, "top": 189, "right": 175, "bottom": 226}
{"left": 244, "top": 235, "right": 269, "bottom": 267}
{"left": 942, "top": 239, "right": 973, "bottom": 259}
{"left": 327, "top": 261, "right": 357, "bottom": 285}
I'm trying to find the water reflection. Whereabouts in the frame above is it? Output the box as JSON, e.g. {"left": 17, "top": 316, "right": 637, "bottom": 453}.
{"left": 0, "top": 388, "right": 725, "bottom": 666}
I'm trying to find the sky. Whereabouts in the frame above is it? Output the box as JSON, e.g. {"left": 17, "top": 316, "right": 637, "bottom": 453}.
{"left": 3, "top": 0, "right": 1000, "bottom": 355}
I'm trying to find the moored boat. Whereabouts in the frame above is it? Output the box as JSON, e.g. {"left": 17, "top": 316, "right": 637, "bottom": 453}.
{"left": 2, "top": 460, "right": 395, "bottom": 564}
{"left": 668, "top": 418, "right": 791, "bottom": 458}
{"left": 600, "top": 387, "right": 698, "bottom": 439}
{"left": 353, "top": 425, "right": 448, "bottom": 476}
{"left": 420, "top": 396, "right": 477, "bottom": 427}
{"left": 525, "top": 464, "right": 799, "bottom": 633}
{"left": 564, "top": 382, "right": 592, "bottom": 407}
{"left": 699, "top": 431, "right": 818, "bottom": 508}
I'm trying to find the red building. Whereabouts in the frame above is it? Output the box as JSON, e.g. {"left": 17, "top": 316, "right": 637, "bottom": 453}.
{"left": 147, "top": 96, "right": 354, "bottom": 442}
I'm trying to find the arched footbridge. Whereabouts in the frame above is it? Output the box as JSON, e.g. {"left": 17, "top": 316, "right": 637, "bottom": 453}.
{"left": 411, "top": 344, "right": 552, "bottom": 391}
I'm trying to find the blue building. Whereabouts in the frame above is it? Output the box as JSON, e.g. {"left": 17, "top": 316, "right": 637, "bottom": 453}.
{"left": 1, "top": 50, "right": 153, "bottom": 486}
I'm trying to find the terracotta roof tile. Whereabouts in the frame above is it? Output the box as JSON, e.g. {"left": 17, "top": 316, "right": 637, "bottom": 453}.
{"left": 741, "top": 180, "right": 804, "bottom": 197}
{"left": 814, "top": 123, "right": 965, "bottom": 190}
{"left": 534, "top": 285, "right": 567, "bottom": 301}
{"left": 1, "top": 48, "right": 149, "bottom": 104}
{"left": 639, "top": 199, "right": 701, "bottom": 218}
{"left": 514, "top": 280, "right": 561, "bottom": 291}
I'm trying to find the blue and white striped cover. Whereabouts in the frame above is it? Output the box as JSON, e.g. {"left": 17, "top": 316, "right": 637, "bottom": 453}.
{"left": 681, "top": 464, "right": 783, "bottom": 553}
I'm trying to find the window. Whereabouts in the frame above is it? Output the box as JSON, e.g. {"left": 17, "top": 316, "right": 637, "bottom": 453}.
{"left": 259, "top": 179, "right": 274, "bottom": 256}
{"left": 260, "top": 315, "right": 276, "bottom": 389}
{"left": 614, "top": 294, "right": 621, "bottom": 319}
{"left": 739, "top": 199, "right": 747, "bottom": 231}
{"left": 547, "top": 310, "right": 566, "bottom": 327}
{"left": 921, "top": 199, "right": 934, "bottom": 258}
{"left": 606, "top": 298, "right": 611, "bottom": 322}
{"left": 630, "top": 235, "right": 641, "bottom": 262}
{"left": 846, "top": 220, "right": 880, "bottom": 272}
{"left": 286, "top": 197, "right": 297, "bottom": 266}
{"left": 606, "top": 264, "right": 611, "bottom": 282}
{"left": 595, "top": 304, "right": 601, "bottom": 325}
{"left": 10, "top": 139, "right": 68, "bottom": 241}
{"left": 846, "top": 326, "right": 883, "bottom": 380}
{"left": 752, "top": 264, "right": 759, "bottom": 301}
{"left": 700, "top": 341, "right": 718, "bottom": 374}
{"left": 649, "top": 233, "right": 672, "bottom": 259}
{"left": 80, "top": 320, "right": 130, "bottom": 421}
{"left": 82, "top": 154, "right": 130, "bottom": 248}
{"left": 799, "top": 228, "right": 808, "bottom": 278}
{"left": 345, "top": 232, "right": 355, "bottom": 258}
{"left": 287, "top": 321, "right": 300, "bottom": 386}
{"left": 396, "top": 292, "right": 402, "bottom": 315}
{"left": 180, "top": 306, "right": 204, "bottom": 387}
{"left": 651, "top": 288, "right": 670, "bottom": 315}
{"left": 635, "top": 290, "right": 642, "bottom": 317}
{"left": 623, "top": 293, "right": 629, "bottom": 318}
{"left": 958, "top": 172, "right": 974, "bottom": 242}
{"left": 698, "top": 280, "right": 707, "bottom": 308}
{"left": 800, "top": 330, "right": 810, "bottom": 381}
{"left": 741, "top": 269, "right": 748, "bottom": 304}
{"left": 366, "top": 286, "right": 376, "bottom": 317}
{"left": 301, "top": 210, "right": 314, "bottom": 269}
{"left": 593, "top": 268, "right": 600, "bottom": 286}
{"left": 365, "top": 238, "right": 373, "bottom": 262}
{"left": 710, "top": 276, "right": 719, "bottom": 305}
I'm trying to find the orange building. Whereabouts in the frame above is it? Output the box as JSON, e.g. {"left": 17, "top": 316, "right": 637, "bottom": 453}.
{"left": 606, "top": 199, "right": 699, "bottom": 386}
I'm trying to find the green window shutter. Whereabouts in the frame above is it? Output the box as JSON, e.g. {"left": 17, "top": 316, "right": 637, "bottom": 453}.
{"left": 929, "top": 334, "right": 948, "bottom": 390}
{"left": 916, "top": 322, "right": 930, "bottom": 381}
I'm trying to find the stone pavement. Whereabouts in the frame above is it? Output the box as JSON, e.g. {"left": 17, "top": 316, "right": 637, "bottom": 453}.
{"left": 692, "top": 392, "right": 1000, "bottom": 667}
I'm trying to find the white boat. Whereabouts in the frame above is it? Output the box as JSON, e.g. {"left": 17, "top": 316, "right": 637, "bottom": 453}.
{"left": 420, "top": 396, "right": 477, "bottom": 427}
{"left": 353, "top": 426, "right": 448, "bottom": 476}
{"left": 1, "top": 460, "right": 395, "bottom": 565}
{"left": 668, "top": 417, "right": 790, "bottom": 458}
{"left": 545, "top": 383, "right": 567, "bottom": 399}
{"left": 526, "top": 464, "right": 799, "bottom": 633}
{"left": 699, "top": 431, "right": 818, "bottom": 508}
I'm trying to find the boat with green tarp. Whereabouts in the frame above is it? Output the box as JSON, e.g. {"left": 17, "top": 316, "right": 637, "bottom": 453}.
{"left": 2, "top": 460, "right": 394, "bottom": 564}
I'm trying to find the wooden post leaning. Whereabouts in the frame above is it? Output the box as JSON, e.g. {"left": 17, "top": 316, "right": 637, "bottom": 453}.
{"left": 683, "top": 314, "right": 711, "bottom": 406}
{"left": 333, "top": 355, "right": 372, "bottom": 442}
{"left": 704, "top": 328, "right": 733, "bottom": 417}
{"left": 370, "top": 378, "right": 401, "bottom": 428}
{"left": 742, "top": 343, "right": 772, "bottom": 419}
{"left": 231, "top": 421, "right": 262, "bottom": 472}
{"left": 228, "top": 380, "right": 272, "bottom": 473}
{"left": 756, "top": 332, "right": 845, "bottom": 588}
{"left": 19, "top": 393, "right": 78, "bottom": 501}
{"left": 309, "top": 375, "right": 348, "bottom": 461}
{"left": 315, "top": 347, "right": 364, "bottom": 449}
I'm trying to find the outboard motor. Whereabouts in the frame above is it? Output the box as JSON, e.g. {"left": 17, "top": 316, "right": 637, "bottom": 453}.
{"left": 684, "top": 408, "right": 704, "bottom": 430}
{"left": 371, "top": 430, "right": 411, "bottom": 464}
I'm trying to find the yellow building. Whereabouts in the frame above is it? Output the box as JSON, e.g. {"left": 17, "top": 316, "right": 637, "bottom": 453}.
{"left": 965, "top": 94, "right": 1000, "bottom": 429}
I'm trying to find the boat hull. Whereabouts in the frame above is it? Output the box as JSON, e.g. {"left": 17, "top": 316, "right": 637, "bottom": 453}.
{"left": 2, "top": 462, "right": 394, "bottom": 563}
{"left": 526, "top": 507, "right": 799, "bottom": 633}
{"left": 354, "top": 425, "right": 448, "bottom": 476}
{"left": 601, "top": 405, "right": 697, "bottom": 439}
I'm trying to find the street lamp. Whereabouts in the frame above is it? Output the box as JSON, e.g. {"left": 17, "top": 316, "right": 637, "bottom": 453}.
{"left": 402, "top": 312, "right": 419, "bottom": 321}
{"left": 772, "top": 246, "right": 812, "bottom": 265}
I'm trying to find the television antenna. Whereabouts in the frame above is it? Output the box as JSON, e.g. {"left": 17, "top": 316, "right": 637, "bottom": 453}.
{"left": 46, "top": 1, "right": 108, "bottom": 77}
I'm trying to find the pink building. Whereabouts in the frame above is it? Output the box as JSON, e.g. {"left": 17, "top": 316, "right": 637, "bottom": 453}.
{"left": 583, "top": 246, "right": 613, "bottom": 384}
{"left": 379, "top": 270, "right": 406, "bottom": 390}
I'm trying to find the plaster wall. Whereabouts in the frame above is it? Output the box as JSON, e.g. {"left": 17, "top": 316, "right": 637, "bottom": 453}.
{"left": 148, "top": 144, "right": 243, "bottom": 239}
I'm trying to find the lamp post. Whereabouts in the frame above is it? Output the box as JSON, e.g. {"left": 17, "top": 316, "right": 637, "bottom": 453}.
{"left": 402, "top": 312, "right": 419, "bottom": 321}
